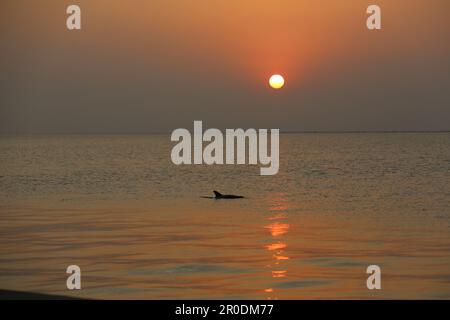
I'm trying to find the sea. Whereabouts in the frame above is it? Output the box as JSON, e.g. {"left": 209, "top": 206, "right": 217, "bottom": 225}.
{"left": 0, "top": 133, "right": 449, "bottom": 299}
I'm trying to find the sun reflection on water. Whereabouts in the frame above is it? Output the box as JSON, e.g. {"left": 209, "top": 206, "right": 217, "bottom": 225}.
{"left": 263, "top": 193, "right": 291, "bottom": 299}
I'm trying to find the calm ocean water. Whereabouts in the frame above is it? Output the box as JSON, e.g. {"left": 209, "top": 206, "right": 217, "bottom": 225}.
{"left": 0, "top": 133, "right": 449, "bottom": 299}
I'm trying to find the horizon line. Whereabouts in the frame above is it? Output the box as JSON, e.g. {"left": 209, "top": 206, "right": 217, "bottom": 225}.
{"left": 1, "top": 130, "right": 449, "bottom": 136}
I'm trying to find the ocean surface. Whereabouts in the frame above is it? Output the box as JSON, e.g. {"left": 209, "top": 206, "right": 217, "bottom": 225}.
{"left": 0, "top": 133, "right": 449, "bottom": 299}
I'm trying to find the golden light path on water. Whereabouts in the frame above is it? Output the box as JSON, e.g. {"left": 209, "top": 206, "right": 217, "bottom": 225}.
{"left": 263, "top": 193, "right": 290, "bottom": 298}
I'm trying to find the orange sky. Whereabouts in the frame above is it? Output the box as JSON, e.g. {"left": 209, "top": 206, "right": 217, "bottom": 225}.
{"left": 1, "top": 0, "right": 449, "bottom": 132}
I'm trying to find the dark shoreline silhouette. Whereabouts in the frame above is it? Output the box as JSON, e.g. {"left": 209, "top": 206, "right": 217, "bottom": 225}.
{"left": 0, "top": 289, "right": 79, "bottom": 300}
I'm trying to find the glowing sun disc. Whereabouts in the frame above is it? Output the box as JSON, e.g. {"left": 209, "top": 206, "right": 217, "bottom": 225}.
{"left": 269, "top": 74, "right": 285, "bottom": 89}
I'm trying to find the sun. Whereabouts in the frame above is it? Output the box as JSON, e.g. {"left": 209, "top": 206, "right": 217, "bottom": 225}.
{"left": 269, "top": 74, "right": 285, "bottom": 89}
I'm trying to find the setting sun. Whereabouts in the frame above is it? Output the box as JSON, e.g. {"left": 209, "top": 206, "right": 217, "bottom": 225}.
{"left": 269, "top": 74, "right": 285, "bottom": 89}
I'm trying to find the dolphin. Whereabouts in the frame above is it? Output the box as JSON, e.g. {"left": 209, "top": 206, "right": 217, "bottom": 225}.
{"left": 202, "top": 190, "right": 244, "bottom": 199}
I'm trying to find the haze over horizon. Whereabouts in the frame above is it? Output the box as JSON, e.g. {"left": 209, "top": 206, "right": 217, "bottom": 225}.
{"left": 1, "top": 0, "right": 449, "bottom": 134}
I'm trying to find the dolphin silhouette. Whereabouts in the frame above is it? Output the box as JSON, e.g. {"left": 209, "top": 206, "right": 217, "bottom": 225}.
{"left": 202, "top": 190, "right": 244, "bottom": 199}
{"left": 213, "top": 190, "right": 244, "bottom": 199}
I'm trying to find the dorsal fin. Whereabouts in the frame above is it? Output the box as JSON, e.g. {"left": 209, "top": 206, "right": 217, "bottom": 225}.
{"left": 213, "top": 190, "right": 222, "bottom": 198}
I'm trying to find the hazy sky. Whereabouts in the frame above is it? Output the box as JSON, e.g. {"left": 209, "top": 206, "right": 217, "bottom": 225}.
{"left": 1, "top": 0, "right": 449, "bottom": 133}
